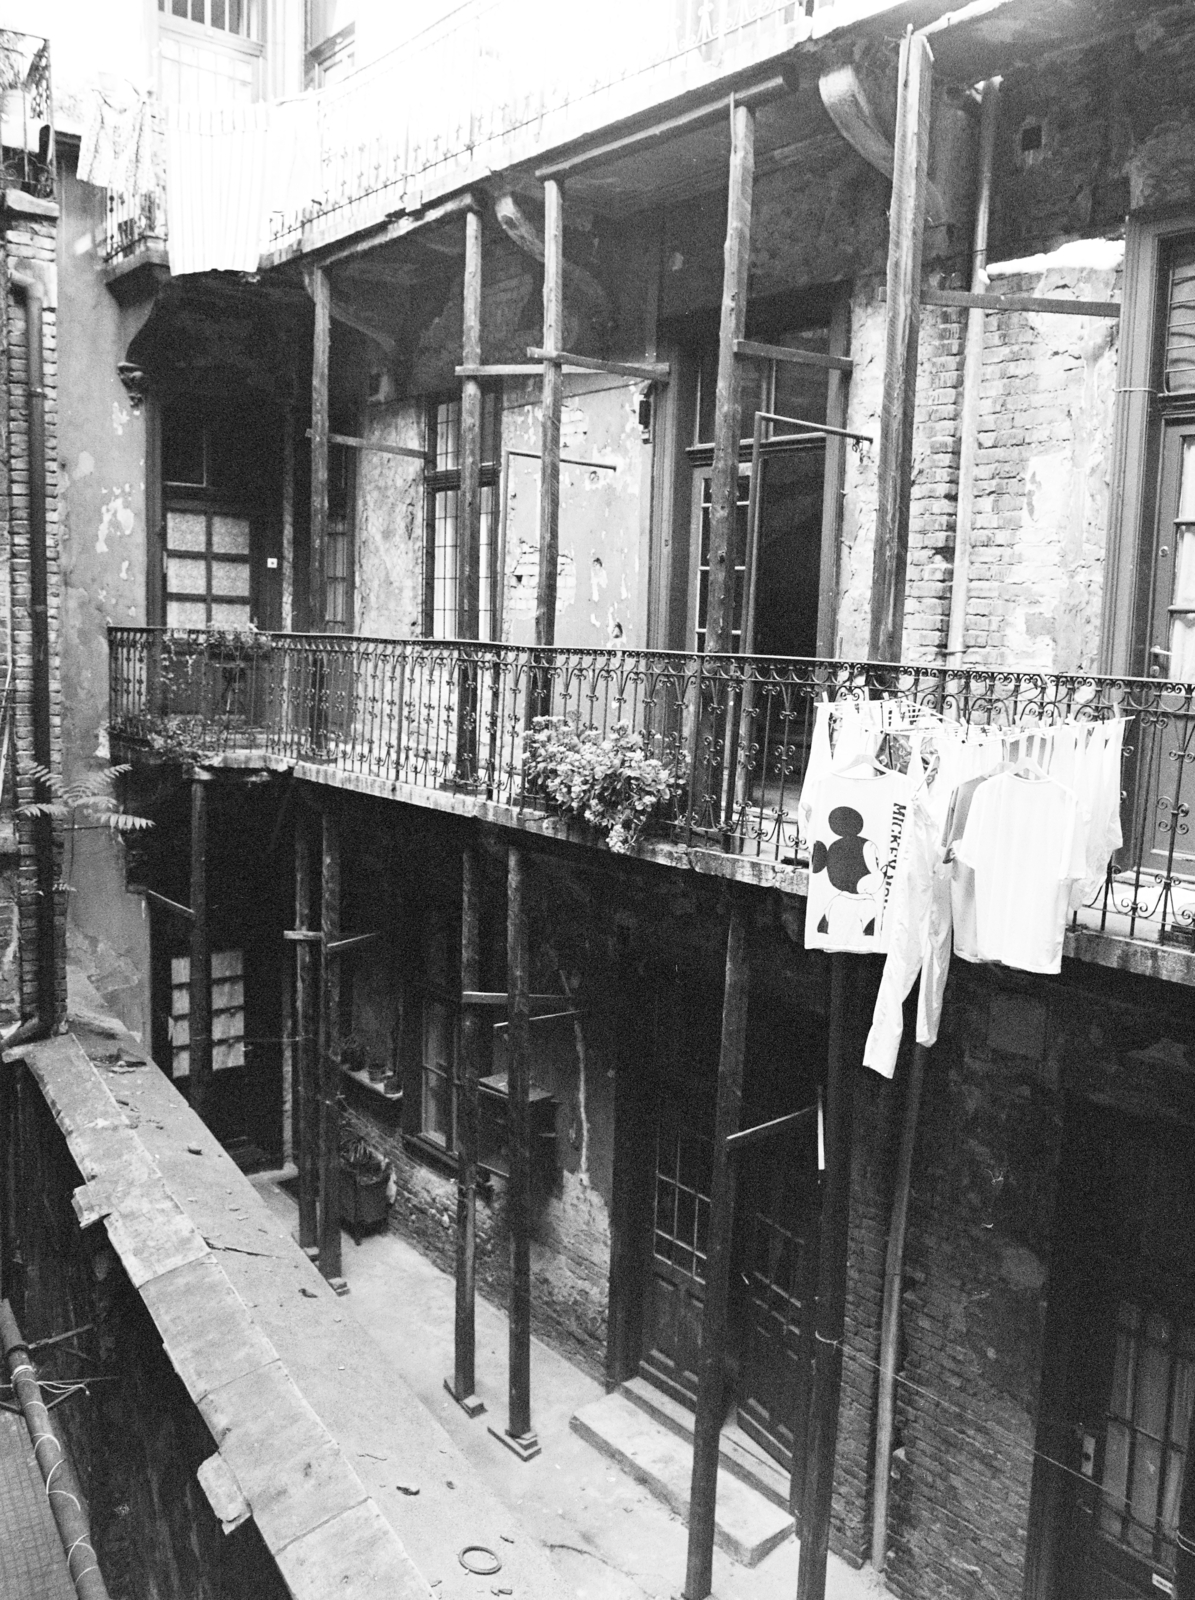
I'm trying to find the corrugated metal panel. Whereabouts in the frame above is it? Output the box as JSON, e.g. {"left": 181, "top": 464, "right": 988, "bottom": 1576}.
{"left": 164, "top": 103, "right": 272, "bottom": 276}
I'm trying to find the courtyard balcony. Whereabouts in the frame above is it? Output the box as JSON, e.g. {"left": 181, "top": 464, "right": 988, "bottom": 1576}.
{"left": 108, "top": 626, "right": 1195, "bottom": 979}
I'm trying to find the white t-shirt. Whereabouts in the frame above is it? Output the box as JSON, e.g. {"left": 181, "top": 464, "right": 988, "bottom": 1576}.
{"left": 953, "top": 771, "right": 1086, "bottom": 974}
{"left": 805, "top": 768, "right": 910, "bottom": 954}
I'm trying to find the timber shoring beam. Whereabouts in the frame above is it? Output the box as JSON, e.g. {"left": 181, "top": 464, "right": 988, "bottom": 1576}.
{"left": 705, "top": 101, "right": 754, "bottom": 658}
{"left": 457, "top": 207, "right": 484, "bottom": 781}
{"left": 534, "top": 181, "right": 564, "bottom": 651}
{"left": 448, "top": 838, "right": 486, "bottom": 1417}
{"left": 488, "top": 844, "right": 540, "bottom": 1459}
{"left": 317, "top": 801, "right": 344, "bottom": 1287}
{"left": 309, "top": 265, "right": 331, "bottom": 631}
{"left": 188, "top": 772, "right": 213, "bottom": 1126}
{"left": 294, "top": 805, "right": 319, "bottom": 1252}
{"left": 795, "top": 953, "right": 857, "bottom": 1600}
{"left": 683, "top": 900, "right": 750, "bottom": 1600}
{"left": 1, "top": 1301, "right": 111, "bottom": 1600}
{"left": 868, "top": 28, "right": 933, "bottom": 662}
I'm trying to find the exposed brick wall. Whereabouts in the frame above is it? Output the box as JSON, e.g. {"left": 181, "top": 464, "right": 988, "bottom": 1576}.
{"left": 2, "top": 203, "right": 66, "bottom": 1026}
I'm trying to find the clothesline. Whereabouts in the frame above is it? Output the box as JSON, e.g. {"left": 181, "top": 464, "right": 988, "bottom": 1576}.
{"left": 797, "top": 696, "right": 1130, "bottom": 1078}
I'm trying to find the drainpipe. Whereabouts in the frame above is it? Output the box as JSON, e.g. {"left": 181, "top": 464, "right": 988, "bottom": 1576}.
{"left": 10, "top": 266, "right": 58, "bottom": 1034}
{"left": 0, "top": 1299, "right": 111, "bottom": 1599}
{"left": 945, "top": 78, "right": 1001, "bottom": 668}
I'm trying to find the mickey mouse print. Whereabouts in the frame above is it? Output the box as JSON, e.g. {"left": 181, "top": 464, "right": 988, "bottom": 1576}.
{"left": 804, "top": 768, "right": 911, "bottom": 953}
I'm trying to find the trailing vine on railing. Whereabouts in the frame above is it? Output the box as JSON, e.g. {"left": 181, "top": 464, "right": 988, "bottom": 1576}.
{"left": 522, "top": 717, "right": 687, "bottom": 854}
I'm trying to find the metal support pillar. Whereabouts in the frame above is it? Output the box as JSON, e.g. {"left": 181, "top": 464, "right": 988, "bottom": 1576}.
{"left": 448, "top": 838, "right": 486, "bottom": 1417}
{"left": 188, "top": 771, "right": 212, "bottom": 1126}
{"left": 488, "top": 844, "right": 540, "bottom": 1459}
{"left": 796, "top": 953, "right": 857, "bottom": 1600}
{"left": 309, "top": 265, "right": 331, "bottom": 630}
{"left": 295, "top": 804, "right": 319, "bottom": 1252}
{"left": 684, "top": 899, "right": 750, "bottom": 1600}
{"left": 318, "top": 801, "right": 345, "bottom": 1288}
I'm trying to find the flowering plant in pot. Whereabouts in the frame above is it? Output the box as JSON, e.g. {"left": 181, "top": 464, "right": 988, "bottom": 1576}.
{"left": 522, "top": 717, "right": 687, "bottom": 854}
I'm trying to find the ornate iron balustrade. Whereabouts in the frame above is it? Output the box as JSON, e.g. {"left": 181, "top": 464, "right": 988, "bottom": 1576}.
{"left": 0, "top": 30, "right": 55, "bottom": 200}
{"left": 108, "top": 626, "right": 1195, "bottom": 950}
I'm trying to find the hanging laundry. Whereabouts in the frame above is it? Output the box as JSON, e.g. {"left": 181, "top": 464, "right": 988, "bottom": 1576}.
{"left": 952, "top": 769, "right": 1088, "bottom": 974}
{"left": 804, "top": 764, "right": 911, "bottom": 954}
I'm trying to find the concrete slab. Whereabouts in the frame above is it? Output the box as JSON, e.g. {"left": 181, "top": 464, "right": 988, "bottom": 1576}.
{"left": 618, "top": 1376, "right": 791, "bottom": 1512}
{"left": 572, "top": 1390, "right": 794, "bottom": 1568}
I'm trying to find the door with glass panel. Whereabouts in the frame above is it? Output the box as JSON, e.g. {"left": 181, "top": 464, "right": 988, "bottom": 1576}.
{"left": 1142, "top": 420, "right": 1195, "bottom": 879}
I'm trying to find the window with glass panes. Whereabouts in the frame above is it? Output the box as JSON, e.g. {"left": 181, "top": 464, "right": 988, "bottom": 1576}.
{"left": 324, "top": 442, "right": 354, "bottom": 632}
{"left": 425, "top": 392, "right": 501, "bottom": 640}
{"left": 158, "top": 0, "right": 262, "bottom": 102}
{"left": 420, "top": 994, "right": 456, "bottom": 1149}
{"left": 306, "top": 0, "right": 355, "bottom": 85}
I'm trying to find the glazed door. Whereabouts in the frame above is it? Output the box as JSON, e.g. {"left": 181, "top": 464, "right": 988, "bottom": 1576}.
{"left": 736, "top": 1113, "right": 821, "bottom": 1484}
{"left": 640, "top": 1109, "right": 714, "bottom": 1406}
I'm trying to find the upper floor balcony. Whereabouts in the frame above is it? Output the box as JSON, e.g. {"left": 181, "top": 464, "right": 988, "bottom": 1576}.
{"left": 108, "top": 626, "right": 1195, "bottom": 984}
{"left": 1, "top": 29, "right": 55, "bottom": 202}
{"left": 96, "top": 0, "right": 879, "bottom": 273}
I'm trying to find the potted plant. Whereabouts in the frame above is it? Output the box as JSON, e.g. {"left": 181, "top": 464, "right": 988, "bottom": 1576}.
{"left": 339, "top": 1136, "right": 390, "bottom": 1243}
{"left": 522, "top": 717, "right": 687, "bottom": 854}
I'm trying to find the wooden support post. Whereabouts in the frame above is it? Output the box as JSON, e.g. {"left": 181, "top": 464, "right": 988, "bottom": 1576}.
{"left": 448, "top": 839, "right": 486, "bottom": 1417}
{"left": 188, "top": 772, "right": 212, "bottom": 1126}
{"left": 871, "top": 1041, "right": 929, "bottom": 1570}
{"left": 684, "top": 900, "right": 749, "bottom": 1600}
{"left": 796, "top": 953, "right": 857, "bottom": 1600}
{"left": 460, "top": 208, "right": 484, "bottom": 640}
{"left": 295, "top": 806, "right": 319, "bottom": 1252}
{"left": 318, "top": 802, "right": 345, "bottom": 1289}
{"left": 705, "top": 103, "right": 754, "bottom": 657}
{"left": 488, "top": 844, "right": 540, "bottom": 1460}
{"left": 868, "top": 29, "right": 933, "bottom": 662}
{"left": 309, "top": 265, "right": 331, "bottom": 632}
{"left": 534, "top": 179, "right": 564, "bottom": 650}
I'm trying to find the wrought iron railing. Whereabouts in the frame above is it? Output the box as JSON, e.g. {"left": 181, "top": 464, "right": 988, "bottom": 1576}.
{"left": 0, "top": 30, "right": 55, "bottom": 200}
{"left": 108, "top": 627, "right": 1195, "bottom": 950}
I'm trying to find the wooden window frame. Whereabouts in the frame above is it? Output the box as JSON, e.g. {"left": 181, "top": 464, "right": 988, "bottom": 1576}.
{"left": 1104, "top": 212, "right": 1195, "bottom": 676}
{"left": 422, "top": 391, "right": 501, "bottom": 641}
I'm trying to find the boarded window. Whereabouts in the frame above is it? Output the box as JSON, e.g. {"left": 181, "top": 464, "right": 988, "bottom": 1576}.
{"left": 169, "top": 949, "right": 245, "bottom": 1077}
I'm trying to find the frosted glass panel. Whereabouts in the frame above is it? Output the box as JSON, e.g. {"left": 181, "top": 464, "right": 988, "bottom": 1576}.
{"left": 166, "top": 510, "right": 206, "bottom": 551}
{"left": 1179, "top": 438, "right": 1195, "bottom": 519}
{"left": 212, "top": 514, "right": 251, "bottom": 555}
{"left": 211, "top": 560, "right": 250, "bottom": 597}
{"left": 166, "top": 599, "right": 207, "bottom": 628}
{"left": 167, "top": 555, "right": 206, "bottom": 593}
{"left": 210, "top": 601, "right": 251, "bottom": 628}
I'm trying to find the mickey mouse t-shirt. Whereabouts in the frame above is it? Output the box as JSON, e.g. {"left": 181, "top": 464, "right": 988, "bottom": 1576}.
{"left": 804, "top": 769, "right": 911, "bottom": 954}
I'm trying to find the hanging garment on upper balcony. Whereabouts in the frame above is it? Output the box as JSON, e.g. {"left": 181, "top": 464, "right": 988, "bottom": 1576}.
{"left": 952, "top": 768, "right": 1088, "bottom": 974}
{"left": 804, "top": 764, "right": 912, "bottom": 954}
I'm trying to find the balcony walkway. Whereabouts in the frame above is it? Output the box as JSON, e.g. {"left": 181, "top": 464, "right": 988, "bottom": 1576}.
{"left": 108, "top": 628, "right": 1195, "bottom": 988}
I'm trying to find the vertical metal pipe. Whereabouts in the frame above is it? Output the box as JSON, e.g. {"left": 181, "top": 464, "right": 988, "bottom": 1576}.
{"left": 318, "top": 801, "right": 342, "bottom": 1282}
{"left": 0, "top": 1301, "right": 111, "bottom": 1600}
{"left": 684, "top": 899, "right": 749, "bottom": 1600}
{"left": 535, "top": 180, "right": 564, "bottom": 649}
{"left": 503, "top": 844, "right": 535, "bottom": 1450}
{"left": 796, "top": 952, "right": 856, "bottom": 1600}
{"left": 946, "top": 78, "right": 1002, "bottom": 667}
{"left": 188, "top": 772, "right": 212, "bottom": 1125}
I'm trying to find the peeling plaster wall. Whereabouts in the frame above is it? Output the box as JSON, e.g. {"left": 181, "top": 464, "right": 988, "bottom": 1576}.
{"left": 355, "top": 401, "right": 424, "bottom": 638}
{"left": 500, "top": 375, "right": 646, "bottom": 650}
{"left": 56, "top": 166, "right": 150, "bottom": 1035}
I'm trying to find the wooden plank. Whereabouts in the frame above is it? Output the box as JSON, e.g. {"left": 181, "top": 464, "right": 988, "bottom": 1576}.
{"left": 796, "top": 953, "right": 857, "bottom": 1600}
{"left": 323, "top": 931, "right": 381, "bottom": 955}
{"left": 295, "top": 809, "right": 318, "bottom": 1251}
{"left": 461, "top": 990, "right": 565, "bottom": 1006}
{"left": 733, "top": 337, "right": 853, "bottom": 374}
{"left": 685, "top": 901, "right": 749, "bottom": 1600}
{"left": 459, "top": 207, "right": 484, "bottom": 642}
{"left": 869, "top": 29, "right": 933, "bottom": 662}
{"left": 189, "top": 774, "right": 212, "bottom": 1125}
{"left": 535, "top": 181, "right": 564, "bottom": 649}
{"left": 314, "top": 189, "right": 479, "bottom": 267}
{"left": 922, "top": 286, "right": 1120, "bottom": 318}
{"left": 705, "top": 103, "right": 754, "bottom": 657}
{"left": 536, "top": 72, "right": 789, "bottom": 179}
{"left": 305, "top": 427, "right": 427, "bottom": 462}
{"left": 318, "top": 803, "right": 342, "bottom": 1282}
{"left": 724, "top": 1103, "right": 816, "bottom": 1150}
{"left": 309, "top": 267, "right": 331, "bottom": 631}
{"left": 504, "top": 845, "right": 535, "bottom": 1448}
{"left": 527, "top": 346, "right": 670, "bottom": 383}
{"left": 455, "top": 363, "right": 595, "bottom": 378}
{"left": 143, "top": 887, "right": 195, "bottom": 923}
{"left": 451, "top": 840, "right": 483, "bottom": 1412}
